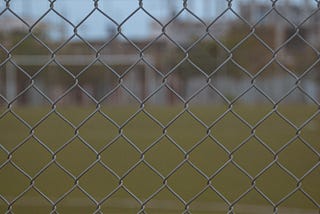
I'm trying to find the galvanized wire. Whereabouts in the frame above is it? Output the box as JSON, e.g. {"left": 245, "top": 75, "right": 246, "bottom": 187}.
{"left": 0, "top": 0, "right": 319, "bottom": 213}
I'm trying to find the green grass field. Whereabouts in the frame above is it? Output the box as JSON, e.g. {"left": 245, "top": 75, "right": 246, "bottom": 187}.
{"left": 0, "top": 104, "right": 319, "bottom": 213}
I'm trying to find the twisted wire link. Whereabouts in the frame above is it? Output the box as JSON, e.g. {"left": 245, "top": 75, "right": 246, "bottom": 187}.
{"left": 0, "top": 0, "right": 319, "bottom": 213}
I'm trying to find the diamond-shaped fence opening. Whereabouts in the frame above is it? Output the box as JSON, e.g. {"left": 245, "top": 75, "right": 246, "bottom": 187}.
{"left": 278, "top": 139, "right": 319, "bottom": 178}
{"left": 210, "top": 163, "right": 252, "bottom": 202}
{"left": 277, "top": 35, "right": 319, "bottom": 75}
{"left": 100, "top": 136, "right": 141, "bottom": 176}
{"left": 34, "top": 163, "right": 75, "bottom": 200}
{"left": 144, "top": 136, "right": 185, "bottom": 176}
{"left": 0, "top": 0, "right": 319, "bottom": 213}
{"left": 79, "top": 162, "right": 119, "bottom": 201}
{"left": 165, "top": 9, "right": 208, "bottom": 50}
{"left": 10, "top": 138, "right": 52, "bottom": 177}
{"left": 255, "top": 164, "right": 298, "bottom": 205}
{"left": 168, "top": 162, "right": 208, "bottom": 202}
{"left": 34, "top": 112, "right": 75, "bottom": 151}
{"left": 233, "top": 137, "right": 274, "bottom": 176}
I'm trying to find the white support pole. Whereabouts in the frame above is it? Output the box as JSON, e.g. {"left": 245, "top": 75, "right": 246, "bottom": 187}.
{"left": 6, "top": 63, "right": 17, "bottom": 101}
{"left": 144, "top": 65, "right": 157, "bottom": 104}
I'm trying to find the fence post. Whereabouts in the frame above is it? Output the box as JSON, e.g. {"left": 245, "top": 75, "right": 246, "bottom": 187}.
{"left": 6, "top": 62, "right": 17, "bottom": 101}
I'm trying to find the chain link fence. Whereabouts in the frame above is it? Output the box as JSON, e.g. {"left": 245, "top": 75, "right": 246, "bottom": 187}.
{"left": 0, "top": 0, "right": 319, "bottom": 213}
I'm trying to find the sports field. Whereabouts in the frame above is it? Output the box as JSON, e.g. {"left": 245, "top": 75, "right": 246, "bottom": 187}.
{"left": 0, "top": 104, "right": 319, "bottom": 213}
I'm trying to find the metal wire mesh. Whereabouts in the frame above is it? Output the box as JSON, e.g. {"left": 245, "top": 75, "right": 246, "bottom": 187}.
{"left": 0, "top": 0, "right": 319, "bottom": 213}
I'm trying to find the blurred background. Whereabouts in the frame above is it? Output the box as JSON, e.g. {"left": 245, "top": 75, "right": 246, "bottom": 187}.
{"left": 1, "top": 1, "right": 319, "bottom": 213}
{"left": 0, "top": 0, "right": 319, "bottom": 106}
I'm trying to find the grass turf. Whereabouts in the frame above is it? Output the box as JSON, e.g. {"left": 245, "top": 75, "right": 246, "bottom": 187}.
{"left": 0, "top": 104, "right": 319, "bottom": 213}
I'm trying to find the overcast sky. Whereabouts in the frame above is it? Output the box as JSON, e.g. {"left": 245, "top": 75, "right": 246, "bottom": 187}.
{"left": 0, "top": 0, "right": 310, "bottom": 41}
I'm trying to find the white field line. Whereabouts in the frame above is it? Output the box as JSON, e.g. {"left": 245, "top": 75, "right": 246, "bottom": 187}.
{"left": 5, "top": 197, "right": 319, "bottom": 214}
